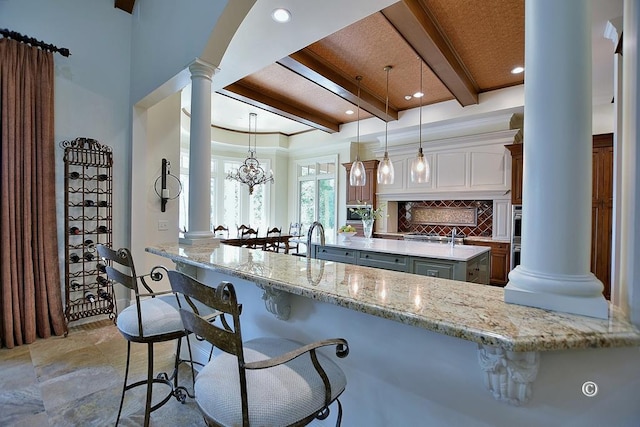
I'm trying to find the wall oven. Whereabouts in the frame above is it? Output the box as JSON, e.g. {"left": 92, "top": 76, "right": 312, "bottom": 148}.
{"left": 510, "top": 205, "right": 522, "bottom": 270}
{"left": 346, "top": 205, "right": 372, "bottom": 222}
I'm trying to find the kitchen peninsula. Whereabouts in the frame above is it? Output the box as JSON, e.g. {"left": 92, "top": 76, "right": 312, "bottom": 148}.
{"left": 312, "top": 236, "right": 490, "bottom": 284}
{"left": 147, "top": 240, "right": 640, "bottom": 424}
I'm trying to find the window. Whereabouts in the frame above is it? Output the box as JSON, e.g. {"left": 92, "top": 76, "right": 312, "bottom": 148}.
{"left": 179, "top": 147, "right": 270, "bottom": 235}
{"left": 297, "top": 157, "right": 337, "bottom": 236}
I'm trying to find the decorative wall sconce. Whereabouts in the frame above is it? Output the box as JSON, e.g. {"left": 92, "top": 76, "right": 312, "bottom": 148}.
{"left": 154, "top": 158, "right": 182, "bottom": 212}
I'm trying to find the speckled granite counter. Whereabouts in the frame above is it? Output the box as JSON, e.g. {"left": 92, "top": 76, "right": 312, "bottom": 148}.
{"left": 146, "top": 241, "right": 640, "bottom": 353}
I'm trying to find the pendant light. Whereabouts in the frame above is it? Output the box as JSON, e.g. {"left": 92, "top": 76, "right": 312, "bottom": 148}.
{"left": 226, "top": 112, "right": 274, "bottom": 195}
{"left": 410, "top": 58, "right": 430, "bottom": 183}
{"left": 377, "top": 65, "right": 394, "bottom": 185}
{"left": 350, "top": 75, "right": 366, "bottom": 187}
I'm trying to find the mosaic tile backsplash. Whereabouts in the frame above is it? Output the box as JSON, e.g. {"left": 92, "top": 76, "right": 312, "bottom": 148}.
{"left": 398, "top": 200, "right": 493, "bottom": 237}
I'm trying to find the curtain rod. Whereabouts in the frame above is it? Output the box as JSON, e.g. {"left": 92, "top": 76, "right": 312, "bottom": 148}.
{"left": 0, "top": 28, "right": 71, "bottom": 57}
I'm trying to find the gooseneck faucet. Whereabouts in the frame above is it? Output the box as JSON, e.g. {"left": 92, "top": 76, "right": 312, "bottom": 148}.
{"left": 451, "top": 227, "right": 457, "bottom": 248}
{"left": 307, "top": 221, "right": 325, "bottom": 258}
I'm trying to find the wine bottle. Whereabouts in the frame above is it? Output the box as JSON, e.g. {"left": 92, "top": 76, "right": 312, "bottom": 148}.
{"left": 69, "top": 253, "right": 80, "bottom": 263}
{"left": 97, "top": 174, "right": 109, "bottom": 181}
{"left": 97, "top": 276, "right": 109, "bottom": 286}
{"left": 84, "top": 292, "right": 96, "bottom": 303}
{"left": 84, "top": 199, "right": 95, "bottom": 207}
{"left": 69, "top": 171, "right": 80, "bottom": 179}
{"left": 98, "top": 289, "right": 111, "bottom": 301}
{"left": 69, "top": 226, "right": 81, "bottom": 235}
{"left": 98, "top": 200, "right": 108, "bottom": 207}
{"left": 83, "top": 251, "right": 94, "bottom": 261}
{"left": 97, "top": 225, "right": 108, "bottom": 233}
{"left": 70, "top": 279, "right": 81, "bottom": 290}
{"left": 96, "top": 262, "right": 107, "bottom": 273}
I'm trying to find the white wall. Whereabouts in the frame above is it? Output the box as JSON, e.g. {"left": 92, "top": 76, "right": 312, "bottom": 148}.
{"left": 129, "top": 0, "right": 229, "bottom": 106}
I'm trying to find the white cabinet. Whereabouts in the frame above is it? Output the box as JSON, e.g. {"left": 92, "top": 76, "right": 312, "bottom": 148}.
{"left": 492, "top": 199, "right": 511, "bottom": 241}
{"left": 375, "top": 129, "right": 516, "bottom": 200}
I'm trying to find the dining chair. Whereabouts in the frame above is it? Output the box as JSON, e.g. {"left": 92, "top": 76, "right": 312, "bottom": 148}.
{"left": 236, "top": 224, "right": 251, "bottom": 237}
{"left": 237, "top": 225, "right": 259, "bottom": 248}
{"left": 213, "top": 225, "right": 229, "bottom": 238}
{"left": 263, "top": 226, "right": 282, "bottom": 252}
{"left": 96, "top": 245, "right": 217, "bottom": 427}
{"left": 285, "top": 222, "right": 304, "bottom": 255}
{"left": 167, "top": 270, "right": 350, "bottom": 427}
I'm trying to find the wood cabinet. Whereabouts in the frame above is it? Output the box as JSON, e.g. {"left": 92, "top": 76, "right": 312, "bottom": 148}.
{"left": 464, "top": 240, "right": 510, "bottom": 286}
{"left": 505, "top": 143, "right": 523, "bottom": 205}
{"left": 592, "top": 134, "right": 613, "bottom": 300}
{"left": 343, "top": 160, "right": 378, "bottom": 206}
{"left": 505, "top": 134, "right": 613, "bottom": 298}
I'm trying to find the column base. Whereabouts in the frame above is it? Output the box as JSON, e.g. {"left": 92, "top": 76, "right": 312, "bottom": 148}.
{"left": 505, "top": 266, "right": 609, "bottom": 319}
{"left": 180, "top": 230, "right": 215, "bottom": 245}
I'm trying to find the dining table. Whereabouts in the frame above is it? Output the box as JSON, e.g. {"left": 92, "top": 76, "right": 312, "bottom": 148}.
{"left": 221, "top": 234, "right": 295, "bottom": 254}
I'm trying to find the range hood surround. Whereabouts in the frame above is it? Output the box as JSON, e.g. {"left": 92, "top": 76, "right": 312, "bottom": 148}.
{"left": 373, "top": 128, "right": 519, "bottom": 203}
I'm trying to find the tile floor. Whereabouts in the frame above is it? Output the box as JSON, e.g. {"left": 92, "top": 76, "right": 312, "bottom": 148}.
{"left": 0, "top": 319, "right": 205, "bottom": 426}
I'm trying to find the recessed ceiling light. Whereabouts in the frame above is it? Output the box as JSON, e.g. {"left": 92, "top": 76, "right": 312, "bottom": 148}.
{"left": 345, "top": 110, "right": 354, "bottom": 115}
{"left": 413, "top": 91, "right": 424, "bottom": 98}
{"left": 511, "top": 66, "right": 524, "bottom": 74}
{"left": 404, "top": 95, "right": 413, "bottom": 100}
{"left": 271, "top": 8, "right": 291, "bottom": 23}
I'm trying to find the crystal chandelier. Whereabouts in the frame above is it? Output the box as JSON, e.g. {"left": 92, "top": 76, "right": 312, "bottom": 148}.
{"left": 226, "top": 112, "right": 274, "bottom": 195}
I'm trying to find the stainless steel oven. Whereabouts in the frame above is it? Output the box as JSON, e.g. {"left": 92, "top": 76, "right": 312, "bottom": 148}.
{"left": 346, "top": 205, "right": 371, "bottom": 222}
{"left": 510, "top": 205, "right": 522, "bottom": 270}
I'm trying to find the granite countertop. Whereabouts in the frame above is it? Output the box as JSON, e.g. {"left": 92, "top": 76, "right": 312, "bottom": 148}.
{"left": 146, "top": 241, "right": 640, "bottom": 352}
{"left": 319, "top": 236, "right": 490, "bottom": 261}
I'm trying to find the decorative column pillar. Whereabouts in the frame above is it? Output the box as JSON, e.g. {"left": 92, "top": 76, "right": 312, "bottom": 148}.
{"left": 621, "top": 0, "right": 640, "bottom": 327}
{"left": 505, "top": 0, "right": 608, "bottom": 318}
{"left": 183, "top": 59, "right": 217, "bottom": 242}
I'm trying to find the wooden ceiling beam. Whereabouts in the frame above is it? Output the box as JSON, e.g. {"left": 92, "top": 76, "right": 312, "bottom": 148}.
{"left": 278, "top": 49, "right": 398, "bottom": 122}
{"left": 382, "top": 0, "right": 479, "bottom": 106}
{"left": 219, "top": 82, "right": 341, "bottom": 133}
{"left": 115, "top": 0, "right": 136, "bottom": 14}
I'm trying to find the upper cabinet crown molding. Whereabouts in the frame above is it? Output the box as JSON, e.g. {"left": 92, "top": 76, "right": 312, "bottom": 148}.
{"left": 372, "top": 129, "right": 520, "bottom": 157}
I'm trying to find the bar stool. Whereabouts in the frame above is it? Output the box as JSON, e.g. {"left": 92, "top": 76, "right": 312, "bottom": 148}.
{"left": 97, "top": 245, "right": 216, "bottom": 426}
{"left": 168, "top": 270, "right": 350, "bottom": 426}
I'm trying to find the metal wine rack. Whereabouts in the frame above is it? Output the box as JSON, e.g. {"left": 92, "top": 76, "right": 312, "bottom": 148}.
{"left": 61, "top": 137, "right": 116, "bottom": 324}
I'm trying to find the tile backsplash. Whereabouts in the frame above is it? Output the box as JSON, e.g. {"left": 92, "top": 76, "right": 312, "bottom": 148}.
{"left": 398, "top": 200, "right": 493, "bottom": 237}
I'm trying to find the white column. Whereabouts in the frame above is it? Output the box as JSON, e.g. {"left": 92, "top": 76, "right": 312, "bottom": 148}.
{"left": 621, "top": 0, "right": 640, "bottom": 327}
{"left": 505, "top": 0, "right": 608, "bottom": 318}
{"left": 604, "top": 18, "right": 624, "bottom": 305}
{"left": 184, "top": 59, "right": 217, "bottom": 241}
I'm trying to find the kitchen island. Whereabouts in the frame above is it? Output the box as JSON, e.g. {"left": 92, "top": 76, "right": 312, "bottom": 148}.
{"left": 146, "top": 241, "right": 640, "bottom": 425}
{"left": 312, "top": 236, "right": 491, "bottom": 284}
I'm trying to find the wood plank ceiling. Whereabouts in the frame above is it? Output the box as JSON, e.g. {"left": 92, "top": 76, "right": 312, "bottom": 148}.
{"left": 117, "top": 0, "right": 525, "bottom": 134}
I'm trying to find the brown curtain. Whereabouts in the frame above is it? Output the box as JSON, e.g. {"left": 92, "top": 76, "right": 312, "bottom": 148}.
{"left": 0, "top": 38, "right": 66, "bottom": 348}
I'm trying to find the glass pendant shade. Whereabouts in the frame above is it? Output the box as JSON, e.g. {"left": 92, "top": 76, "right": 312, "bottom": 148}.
{"left": 350, "top": 157, "right": 366, "bottom": 186}
{"left": 377, "top": 152, "right": 394, "bottom": 185}
{"left": 410, "top": 58, "right": 430, "bottom": 184}
{"left": 410, "top": 148, "right": 430, "bottom": 183}
{"left": 349, "top": 75, "right": 366, "bottom": 187}
{"left": 377, "top": 65, "right": 394, "bottom": 185}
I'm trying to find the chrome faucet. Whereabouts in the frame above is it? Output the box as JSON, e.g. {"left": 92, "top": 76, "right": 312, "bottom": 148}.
{"left": 306, "top": 221, "right": 325, "bottom": 258}
{"left": 450, "top": 227, "right": 457, "bottom": 248}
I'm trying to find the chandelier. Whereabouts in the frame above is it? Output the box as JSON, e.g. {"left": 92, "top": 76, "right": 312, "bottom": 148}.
{"left": 226, "top": 112, "right": 274, "bottom": 195}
